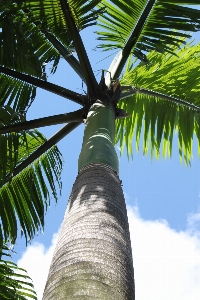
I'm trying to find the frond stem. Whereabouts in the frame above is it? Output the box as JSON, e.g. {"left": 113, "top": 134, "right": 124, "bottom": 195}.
{"left": 113, "top": 0, "right": 156, "bottom": 80}
{"left": 4, "top": 122, "right": 81, "bottom": 184}
{"left": 0, "top": 66, "right": 85, "bottom": 105}
{"left": 59, "top": 0, "right": 99, "bottom": 98}
{"left": 43, "top": 30, "right": 85, "bottom": 82}
{"left": 121, "top": 87, "right": 200, "bottom": 112}
{"left": 0, "top": 109, "right": 83, "bottom": 134}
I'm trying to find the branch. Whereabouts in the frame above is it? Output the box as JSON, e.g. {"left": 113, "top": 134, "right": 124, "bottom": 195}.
{"left": 0, "top": 109, "right": 83, "bottom": 134}
{"left": 0, "top": 66, "right": 85, "bottom": 105}
{"left": 120, "top": 86, "right": 200, "bottom": 112}
{"left": 4, "top": 122, "right": 81, "bottom": 185}
{"left": 59, "top": 0, "right": 99, "bottom": 98}
{"left": 113, "top": 0, "right": 156, "bottom": 80}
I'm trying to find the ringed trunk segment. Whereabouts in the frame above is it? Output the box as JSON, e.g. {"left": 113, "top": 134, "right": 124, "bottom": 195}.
{"left": 78, "top": 100, "right": 119, "bottom": 174}
{"left": 42, "top": 164, "right": 135, "bottom": 300}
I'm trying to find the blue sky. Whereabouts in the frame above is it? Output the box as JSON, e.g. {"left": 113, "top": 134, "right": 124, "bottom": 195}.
{"left": 11, "top": 26, "right": 200, "bottom": 299}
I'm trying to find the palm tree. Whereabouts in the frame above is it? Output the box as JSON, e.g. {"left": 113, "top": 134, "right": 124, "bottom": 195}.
{"left": 1, "top": 1, "right": 200, "bottom": 299}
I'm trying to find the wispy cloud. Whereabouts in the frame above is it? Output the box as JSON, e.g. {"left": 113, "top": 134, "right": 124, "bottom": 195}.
{"left": 17, "top": 204, "right": 200, "bottom": 300}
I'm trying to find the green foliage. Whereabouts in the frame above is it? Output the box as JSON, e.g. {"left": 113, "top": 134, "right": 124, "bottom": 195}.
{"left": 0, "top": 243, "right": 37, "bottom": 299}
{"left": 0, "top": 74, "right": 36, "bottom": 112}
{"left": 0, "top": 105, "right": 63, "bottom": 246}
{"left": 15, "top": 0, "right": 102, "bottom": 31}
{"left": 0, "top": 1, "right": 61, "bottom": 74}
{"left": 116, "top": 41, "right": 200, "bottom": 164}
{"left": 97, "top": 0, "right": 200, "bottom": 62}
{"left": 0, "top": 3, "right": 60, "bottom": 111}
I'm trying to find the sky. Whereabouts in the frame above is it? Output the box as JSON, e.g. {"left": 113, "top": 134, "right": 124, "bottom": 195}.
{"left": 10, "top": 22, "right": 200, "bottom": 300}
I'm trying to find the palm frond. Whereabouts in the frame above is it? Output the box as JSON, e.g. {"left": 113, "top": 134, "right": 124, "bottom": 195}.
{"left": 97, "top": 0, "right": 200, "bottom": 78}
{"left": 0, "top": 5, "right": 61, "bottom": 111}
{"left": 10, "top": 0, "right": 103, "bottom": 57}
{"left": 0, "top": 106, "right": 47, "bottom": 183}
{"left": 59, "top": 0, "right": 99, "bottom": 97}
{"left": 0, "top": 73, "right": 36, "bottom": 112}
{"left": 0, "top": 106, "right": 63, "bottom": 244}
{"left": 0, "top": 7, "right": 60, "bottom": 77}
{"left": 0, "top": 243, "right": 37, "bottom": 299}
{"left": 0, "top": 0, "right": 103, "bottom": 109}
{"left": 97, "top": 0, "right": 148, "bottom": 51}
{"left": 15, "top": 0, "right": 103, "bottom": 32}
{"left": 0, "top": 145, "right": 63, "bottom": 246}
{"left": 116, "top": 41, "right": 200, "bottom": 164}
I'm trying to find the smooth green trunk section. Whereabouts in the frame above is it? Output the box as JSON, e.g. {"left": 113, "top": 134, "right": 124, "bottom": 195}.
{"left": 78, "top": 100, "right": 119, "bottom": 173}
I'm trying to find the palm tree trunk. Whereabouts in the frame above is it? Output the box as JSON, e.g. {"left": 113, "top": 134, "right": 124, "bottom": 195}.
{"left": 42, "top": 100, "right": 135, "bottom": 300}
{"left": 43, "top": 163, "right": 135, "bottom": 299}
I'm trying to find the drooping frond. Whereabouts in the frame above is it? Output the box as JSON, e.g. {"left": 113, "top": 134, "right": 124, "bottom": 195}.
{"left": 14, "top": 0, "right": 102, "bottom": 33}
{"left": 17, "top": 0, "right": 103, "bottom": 84}
{"left": 116, "top": 41, "right": 200, "bottom": 164}
{"left": 0, "top": 73, "right": 37, "bottom": 112}
{"left": 97, "top": 0, "right": 200, "bottom": 78}
{"left": 0, "top": 145, "right": 63, "bottom": 245}
{"left": 0, "top": 106, "right": 46, "bottom": 181}
{"left": 13, "top": 0, "right": 103, "bottom": 72}
{"left": 0, "top": 0, "right": 103, "bottom": 108}
{"left": 0, "top": 106, "right": 63, "bottom": 244}
{"left": 0, "top": 4, "right": 60, "bottom": 111}
{"left": 0, "top": 243, "right": 37, "bottom": 299}
{"left": 0, "top": 6, "right": 60, "bottom": 76}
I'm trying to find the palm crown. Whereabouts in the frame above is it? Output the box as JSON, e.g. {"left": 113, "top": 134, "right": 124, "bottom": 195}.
{"left": 1, "top": 1, "right": 200, "bottom": 298}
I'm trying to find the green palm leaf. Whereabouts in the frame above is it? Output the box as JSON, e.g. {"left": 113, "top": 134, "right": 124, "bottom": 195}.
{"left": 116, "top": 41, "right": 200, "bottom": 164}
{"left": 0, "top": 74, "right": 36, "bottom": 112}
{"left": 0, "top": 146, "right": 63, "bottom": 246}
{"left": 0, "top": 106, "right": 63, "bottom": 245}
{"left": 15, "top": 0, "right": 102, "bottom": 31}
{"left": 0, "top": 243, "right": 37, "bottom": 299}
{"left": 97, "top": 0, "right": 200, "bottom": 78}
{"left": 97, "top": 0, "right": 200, "bottom": 54}
{"left": 0, "top": 106, "right": 48, "bottom": 181}
{"left": 0, "top": 0, "right": 102, "bottom": 111}
{"left": 0, "top": 7, "right": 60, "bottom": 76}
{"left": 0, "top": 5, "right": 61, "bottom": 111}
{"left": 6, "top": 0, "right": 103, "bottom": 53}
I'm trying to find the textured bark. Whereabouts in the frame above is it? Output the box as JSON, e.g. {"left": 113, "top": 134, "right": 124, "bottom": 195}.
{"left": 43, "top": 163, "right": 135, "bottom": 300}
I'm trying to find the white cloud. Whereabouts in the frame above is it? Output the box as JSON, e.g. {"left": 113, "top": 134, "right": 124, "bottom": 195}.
{"left": 187, "top": 203, "right": 200, "bottom": 237}
{"left": 17, "top": 205, "right": 200, "bottom": 300}
{"left": 17, "top": 232, "right": 59, "bottom": 300}
{"left": 128, "top": 205, "right": 200, "bottom": 300}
